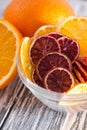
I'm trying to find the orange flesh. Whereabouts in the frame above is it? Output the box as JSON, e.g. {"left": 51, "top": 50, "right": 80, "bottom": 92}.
{"left": 0, "top": 24, "right": 16, "bottom": 79}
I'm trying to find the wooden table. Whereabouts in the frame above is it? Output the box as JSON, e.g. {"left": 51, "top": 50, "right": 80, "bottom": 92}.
{"left": 0, "top": 1, "right": 87, "bottom": 130}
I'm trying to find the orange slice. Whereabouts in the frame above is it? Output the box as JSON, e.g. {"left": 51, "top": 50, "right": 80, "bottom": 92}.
{"left": 59, "top": 83, "right": 87, "bottom": 105}
{"left": 34, "top": 25, "right": 57, "bottom": 38}
{"left": 68, "top": 83, "right": 87, "bottom": 94}
{"left": 58, "top": 16, "right": 87, "bottom": 57}
{"left": 20, "top": 37, "right": 34, "bottom": 80}
{"left": 0, "top": 18, "right": 22, "bottom": 89}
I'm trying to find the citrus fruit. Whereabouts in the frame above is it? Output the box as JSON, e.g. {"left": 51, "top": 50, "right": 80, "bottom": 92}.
{"left": 34, "top": 25, "right": 57, "bottom": 38}
{"left": 20, "top": 37, "right": 34, "bottom": 80}
{"left": 44, "top": 67, "right": 74, "bottom": 93}
{"left": 30, "top": 36, "right": 60, "bottom": 65}
{"left": 73, "top": 59, "right": 87, "bottom": 83}
{"left": 58, "top": 16, "right": 87, "bottom": 57}
{"left": 57, "top": 37, "right": 79, "bottom": 63}
{"left": 32, "top": 70, "right": 44, "bottom": 88}
{"left": 0, "top": 18, "right": 22, "bottom": 89}
{"left": 84, "top": 57, "right": 87, "bottom": 66}
{"left": 4, "top": 0, "right": 75, "bottom": 37}
{"left": 68, "top": 83, "right": 87, "bottom": 94}
{"left": 37, "top": 52, "right": 72, "bottom": 80}
{"left": 48, "top": 32, "right": 64, "bottom": 40}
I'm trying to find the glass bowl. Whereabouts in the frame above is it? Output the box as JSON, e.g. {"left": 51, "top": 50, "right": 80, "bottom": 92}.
{"left": 17, "top": 1, "right": 87, "bottom": 113}
{"left": 17, "top": 43, "right": 87, "bottom": 113}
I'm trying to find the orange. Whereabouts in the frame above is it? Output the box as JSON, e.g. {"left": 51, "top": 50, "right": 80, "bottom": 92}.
{"left": 4, "top": 0, "right": 75, "bottom": 37}
{"left": 58, "top": 16, "right": 87, "bottom": 57}
{"left": 68, "top": 83, "right": 87, "bottom": 94}
{"left": 20, "top": 37, "right": 34, "bottom": 80}
{"left": 0, "top": 18, "right": 22, "bottom": 89}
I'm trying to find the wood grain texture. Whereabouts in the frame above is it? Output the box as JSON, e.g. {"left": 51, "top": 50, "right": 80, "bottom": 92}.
{"left": 0, "top": 77, "right": 67, "bottom": 130}
{"left": 1, "top": 76, "right": 87, "bottom": 130}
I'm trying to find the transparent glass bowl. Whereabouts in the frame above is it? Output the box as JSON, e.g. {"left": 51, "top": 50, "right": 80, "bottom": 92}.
{"left": 17, "top": 1, "right": 87, "bottom": 112}
{"left": 17, "top": 44, "right": 87, "bottom": 112}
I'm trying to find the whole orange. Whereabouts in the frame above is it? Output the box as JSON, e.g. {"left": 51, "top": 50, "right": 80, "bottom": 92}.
{"left": 4, "top": 0, "right": 75, "bottom": 37}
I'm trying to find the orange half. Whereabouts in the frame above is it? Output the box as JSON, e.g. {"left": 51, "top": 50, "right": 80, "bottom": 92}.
{"left": 0, "top": 18, "right": 22, "bottom": 89}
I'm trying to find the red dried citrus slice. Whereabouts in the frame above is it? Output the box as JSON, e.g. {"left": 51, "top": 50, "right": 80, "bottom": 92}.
{"left": 84, "top": 57, "right": 87, "bottom": 65}
{"left": 44, "top": 67, "right": 74, "bottom": 93}
{"left": 73, "top": 59, "right": 87, "bottom": 83}
{"left": 30, "top": 36, "right": 60, "bottom": 65}
{"left": 32, "top": 70, "right": 44, "bottom": 88}
{"left": 57, "top": 37, "right": 79, "bottom": 63}
{"left": 37, "top": 52, "right": 72, "bottom": 80}
{"left": 48, "top": 32, "right": 64, "bottom": 39}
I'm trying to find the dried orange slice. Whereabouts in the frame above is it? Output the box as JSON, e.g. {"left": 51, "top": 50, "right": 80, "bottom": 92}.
{"left": 58, "top": 16, "right": 87, "bottom": 57}
{"left": 0, "top": 18, "right": 22, "bottom": 89}
{"left": 68, "top": 83, "right": 87, "bottom": 94}
{"left": 44, "top": 67, "right": 74, "bottom": 93}
{"left": 34, "top": 25, "right": 57, "bottom": 38}
{"left": 20, "top": 37, "right": 34, "bottom": 80}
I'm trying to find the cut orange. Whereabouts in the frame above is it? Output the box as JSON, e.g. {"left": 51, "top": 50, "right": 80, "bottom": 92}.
{"left": 58, "top": 16, "right": 87, "bottom": 57}
{"left": 68, "top": 83, "right": 87, "bottom": 94}
{"left": 33, "top": 25, "right": 57, "bottom": 38}
{"left": 20, "top": 37, "right": 34, "bottom": 80}
{"left": 0, "top": 18, "right": 22, "bottom": 89}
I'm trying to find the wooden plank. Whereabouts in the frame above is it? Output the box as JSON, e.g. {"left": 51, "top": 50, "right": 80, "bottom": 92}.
{"left": 62, "top": 111, "right": 87, "bottom": 130}
{"left": 0, "top": 76, "right": 24, "bottom": 129}
{"left": 1, "top": 77, "right": 87, "bottom": 130}
{"left": 0, "top": 82, "right": 67, "bottom": 130}
{"left": 1, "top": 79, "right": 87, "bottom": 130}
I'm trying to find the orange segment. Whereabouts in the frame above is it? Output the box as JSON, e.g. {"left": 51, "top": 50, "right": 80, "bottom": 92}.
{"left": 58, "top": 16, "right": 87, "bottom": 57}
{"left": 20, "top": 37, "right": 34, "bottom": 80}
{"left": 0, "top": 18, "right": 22, "bottom": 89}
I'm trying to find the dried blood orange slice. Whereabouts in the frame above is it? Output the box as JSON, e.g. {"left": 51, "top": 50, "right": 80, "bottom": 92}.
{"left": 57, "top": 37, "right": 79, "bottom": 63}
{"left": 30, "top": 36, "right": 60, "bottom": 65}
{"left": 48, "top": 32, "right": 64, "bottom": 39}
{"left": 37, "top": 52, "right": 72, "bottom": 80}
{"left": 73, "top": 59, "right": 87, "bottom": 83}
{"left": 82, "top": 56, "right": 87, "bottom": 66}
{"left": 32, "top": 70, "right": 44, "bottom": 88}
{"left": 44, "top": 67, "right": 74, "bottom": 93}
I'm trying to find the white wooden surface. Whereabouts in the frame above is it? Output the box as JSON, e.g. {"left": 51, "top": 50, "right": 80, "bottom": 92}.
{"left": 0, "top": 0, "right": 87, "bottom": 130}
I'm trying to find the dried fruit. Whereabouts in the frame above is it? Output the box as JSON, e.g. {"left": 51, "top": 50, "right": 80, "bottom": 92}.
{"left": 73, "top": 59, "right": 87, "bottom": 83}
{"left": 83, "top": 57, "right": 87, "bottom": 65}
{"left": 34, "top": 25, "right": 57, "bottom": 38}
{"left": 68, "top": 83, "right": 87, "bottom": 94}
{"left": 37, "top": 52, "right": 72, "bottom": 80}
{"left": 20, "top": 37, "right": 34, "bottom": 81}
{"left": 30, "top": 36, "right": 60, "bottom": 65}
{"left": 58, "top": 16, "right": 87, "bottom": 57}
{"left": 44, "top": 67, "right": 74, "bottom": 93}
{"left": 32, "top": 70, "right": 44, "bottom": 88}
{"left": 48, "top": 32, "right": 63, "bottom": 39}
{"left": 57, "top": 37, "right": 79, "bottom": 63}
